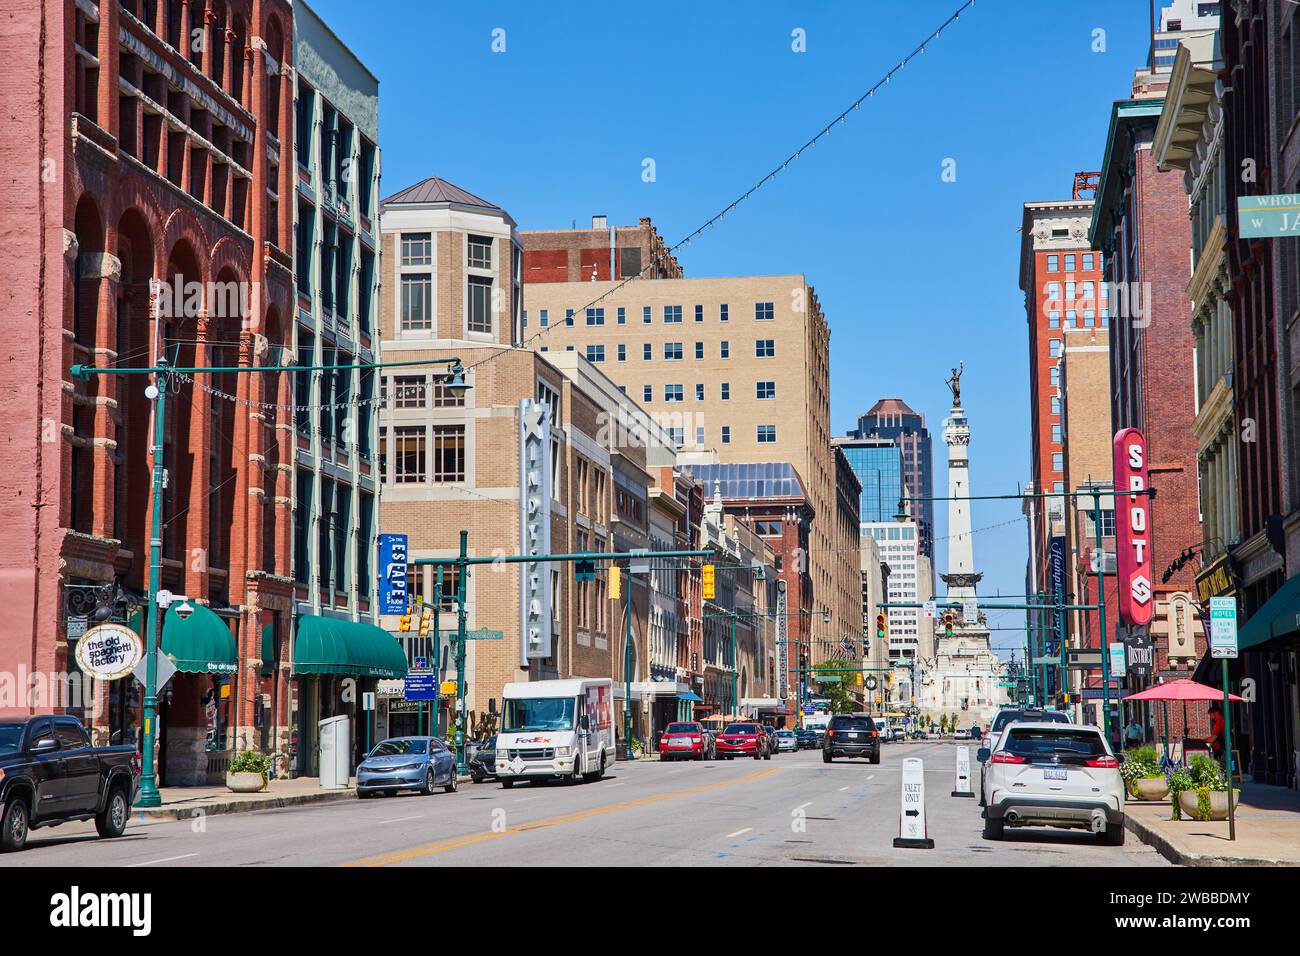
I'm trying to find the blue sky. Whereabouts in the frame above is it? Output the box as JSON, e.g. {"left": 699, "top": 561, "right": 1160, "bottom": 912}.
{"left": 312, "top": 0, "right": 1153, "bottom": 654}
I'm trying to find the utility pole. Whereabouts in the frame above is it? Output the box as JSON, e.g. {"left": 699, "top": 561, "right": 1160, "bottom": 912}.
{"left": 1093, "top": 486, "right": 1114, "bottom": 745}
{"left": 454, "top": 530, "right": 469, "bottom": 774}
{"left": 138, "top": 357, "right": 169, "bottom": 807}
{"left": 624, "top": 564, "right": 634, "bottom": 760}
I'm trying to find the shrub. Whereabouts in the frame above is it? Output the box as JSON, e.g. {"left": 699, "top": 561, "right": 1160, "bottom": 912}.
{"left": 1167, "top": 766, "right": 1195, "bottom": 821}
{"left": 1119, "top": 747, "right": 1161, "bottom": 797}
{"left": 230, "top": 749, "right": 273, "bottom": 782}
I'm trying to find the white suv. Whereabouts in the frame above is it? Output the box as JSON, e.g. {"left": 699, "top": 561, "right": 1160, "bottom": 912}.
{"left": 980, "top": 722, "right": 1125, "bottom": 846}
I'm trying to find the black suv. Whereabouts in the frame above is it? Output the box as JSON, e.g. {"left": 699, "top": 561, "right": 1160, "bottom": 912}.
{"left": 822, "top": 714, "right": 881, "bottom": 764}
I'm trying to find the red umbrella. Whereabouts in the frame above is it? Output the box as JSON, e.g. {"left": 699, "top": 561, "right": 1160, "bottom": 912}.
{"left": 1126, "top": 679, "right": 1243, "bottom": 703}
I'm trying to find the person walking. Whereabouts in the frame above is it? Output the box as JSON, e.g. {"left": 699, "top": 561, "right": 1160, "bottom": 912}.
{"left": 1125, "top": 717, "right": 1143, "bottom": 750}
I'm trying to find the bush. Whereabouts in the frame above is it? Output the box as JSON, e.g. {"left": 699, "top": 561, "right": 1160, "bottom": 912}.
{"left": 1119, "top": 746, "right": 1161, "bottom": 797}
{"left": 1167, "top": 766, "right": 1195, "bottom": 821}
{"left": 230, "top": 749, "right": 273, "bottom": 782}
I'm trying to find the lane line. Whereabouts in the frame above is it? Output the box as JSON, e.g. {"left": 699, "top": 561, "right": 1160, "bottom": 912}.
{"left": 839, "top": 786, "right": 849, "bottom": 791}
{"left": 128, "top": 853, "right": 198, "bottom": 867}
{"left": 378, "top": 815, "right": 425, "bottom": 824}
{"left": 794, "top": 802, "right": 812, "bottom": 811}
{"left": 347, "top": 766, "right": 780, "bottom": 867}
{"left": 727, "top": 827, "right": 753, "bottom": 838}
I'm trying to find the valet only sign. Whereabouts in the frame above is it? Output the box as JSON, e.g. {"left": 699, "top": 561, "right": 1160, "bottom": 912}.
{"left": 1113, "top": 428, "right": 1153, "bottom": 627}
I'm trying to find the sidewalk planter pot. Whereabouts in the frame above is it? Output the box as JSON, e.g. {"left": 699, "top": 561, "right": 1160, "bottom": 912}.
{"left": 226, "top": 772, "right": 267, "bottom": 793}
{"left": 1178, "top": 789, "right": 1241, "bottom": 822}
{"left": 1132, "top": 777, "right": 1170, "bottom": 801}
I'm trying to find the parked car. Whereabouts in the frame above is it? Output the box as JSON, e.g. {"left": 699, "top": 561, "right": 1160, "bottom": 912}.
{"left": 822, "top": 714, "right": 881, "bottom": 764}
{"left": 795, "top": 729, "right": 819, "bottom": 750}
{"left": 775, "top": 730, "right": 798, "bottom": 753}
{"left": 0, "top": 715, "right": 140, "bottom": 852}
{"left": 715, "top": 723, "right": 770, "bottom": 760}
{"left": 469, "top": 735, "right": 497, "bottom": 783}
{"left": 979, "top": 708, "right": 1073, "bottom": 806}
{"left": 659, "top": 722, "right": 711, "bottom": 761}
{"left": 980, "top": 722, "right": 1125, "bottom": 845}
{"left": 761, "top": 724, "right": 779, "bottom": 756}
{"left": 889, "top": 726, "right": 906, "bottom": 742}
{"left": 357, "top": 736, "right": 458, "bottom": 797}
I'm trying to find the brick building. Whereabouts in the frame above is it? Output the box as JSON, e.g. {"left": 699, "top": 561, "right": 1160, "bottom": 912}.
{"left": 522, "top": 216, "right": 681, "bottom": 284}
{"left": 0, "top": 0, "right": 298, "bottom": 783}
{"left": 1089, "top": 96, "right": 1206, "bottom": 736}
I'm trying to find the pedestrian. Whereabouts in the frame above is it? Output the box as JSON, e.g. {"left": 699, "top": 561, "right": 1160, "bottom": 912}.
{"left": 1125, "top": 717, "right": 1143, "bottom": 750}
{"left": 1207, "top": 702, "right": 1226, "bottom": 762}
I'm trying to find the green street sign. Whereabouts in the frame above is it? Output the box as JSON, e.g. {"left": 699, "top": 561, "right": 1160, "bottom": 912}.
{"left": 575, "top": 559, "right": 596, "bottom": 582}
{"left": 1238, "top": 194, "right": 1300, "bottom": 238}
{"left": 814, "top": 674, "right": 843, "bottom": 682}
{"left": 464, "top": 628, "right": 504, "bottom": 641}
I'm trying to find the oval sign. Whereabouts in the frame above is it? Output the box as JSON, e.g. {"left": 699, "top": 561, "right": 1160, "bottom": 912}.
{"left": 74, "top": 622, "right": 144, "bottom": 681}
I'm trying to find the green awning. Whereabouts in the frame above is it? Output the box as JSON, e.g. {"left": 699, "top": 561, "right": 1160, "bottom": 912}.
{"left": 293, "top": 614, "right": 408, "bottom": 679}
{"left": 1236, "top": 574, "right": 1300, "bottom": 651}
{"left": 162, "top": 603, "right": 238, "bottom": 674}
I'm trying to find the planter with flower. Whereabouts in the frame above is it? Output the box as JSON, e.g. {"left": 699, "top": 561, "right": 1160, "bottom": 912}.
{"left": 1175, "top": 754, "right": 1238, "bottom": 822}
{"left": 227, "top": 750, "right": 273, "bottom": 793}
{"left": 1119, "top": 746, "right": 1167, "bottom": 801}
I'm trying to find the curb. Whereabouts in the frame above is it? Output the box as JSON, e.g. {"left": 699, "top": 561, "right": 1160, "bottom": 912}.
{"left": 1124, "top": 813, "right": 1300, "bottom": 867}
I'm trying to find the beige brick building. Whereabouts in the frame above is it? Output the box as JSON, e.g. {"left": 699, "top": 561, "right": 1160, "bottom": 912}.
{"left": 520, "top": 275, "right": 858, "bottom": 653}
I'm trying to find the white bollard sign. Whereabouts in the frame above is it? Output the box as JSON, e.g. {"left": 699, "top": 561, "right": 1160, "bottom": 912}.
{"left": 893, "top": 757, "right": 934, "bottom": 849}
{"left": 952, "top": 745, "right": 974, "bottom": 797}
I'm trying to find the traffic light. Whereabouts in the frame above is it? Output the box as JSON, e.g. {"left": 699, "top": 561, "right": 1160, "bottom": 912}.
{"left": 418, "top": 606, "right": 432, "bottom": 638}
{"left": 875, "top": 613, "right": 887, "bottom": 640}
{"left": 876, "top": 695, "right": 883, "bottom": 706}
{"left": 398, "top": 607, "right": 413, "bottom": 633}
{"left": 608, "top": 564, "right": 621, "bottom": 600}
{"left": 702, "top": 563, "right": 716, "bottom": 600}
{"left": 942, "top": 611, "right": 955, "bottom": 637}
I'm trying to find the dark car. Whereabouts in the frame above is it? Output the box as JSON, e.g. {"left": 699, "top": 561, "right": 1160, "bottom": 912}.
{"left": 761, "top": 724, "right": 779, "bottom": 757}
{"left": 969, "top": 725, "right": 982, "bottom": 740}
{"left": 0, "top": 715, "right": 140, "bottom": 852}
{"left": 795, "top": 729, "right": 818, "bottom": 750}
{"left": 822, "top": 714, "right": 881, "bottom": 764}
{"left": 715, "top": 723, "right": 770, "bottom": 760}
{"left": 469, "top": 735, "right": 497, "bottom": 783}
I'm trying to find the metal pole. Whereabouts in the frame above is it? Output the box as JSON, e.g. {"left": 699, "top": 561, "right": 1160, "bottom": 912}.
{"left": 1094, "top": 489, "right": 1113, "bottom": 746}
{"left": 454, "top": 531, "right": 468, "bottom": 774}
{"left": 1222, "top": 661, "right": 1236, "bottom": 840}
{"left": 730, "top": 612, "right": 738, "bottom": 718}
{"left": 624, "top": 567, "right": 633, "bottom": 760}
{"left": 136, "top": 360, "right": 169, "bottom": 807}
{"left": 433, "top": 567, "right": 443, "bottom": 737}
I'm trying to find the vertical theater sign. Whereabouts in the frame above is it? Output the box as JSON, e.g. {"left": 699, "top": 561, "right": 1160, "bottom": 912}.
{"left": 1113, "top": 428, "right": 1153, "bottom": 627}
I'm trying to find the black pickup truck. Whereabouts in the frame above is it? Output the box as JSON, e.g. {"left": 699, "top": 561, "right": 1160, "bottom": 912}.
{"left": 0, "top": 715, "right": 140, "bottom": 851}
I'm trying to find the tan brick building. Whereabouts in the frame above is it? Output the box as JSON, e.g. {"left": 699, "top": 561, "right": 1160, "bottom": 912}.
{"left": 520, "top": 274, "right": 858, "bottom": 655}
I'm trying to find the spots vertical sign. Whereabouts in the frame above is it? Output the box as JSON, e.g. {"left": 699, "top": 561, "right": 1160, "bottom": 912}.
{"left": 1113, "top": 428, "right": 1153, "bottom": 626}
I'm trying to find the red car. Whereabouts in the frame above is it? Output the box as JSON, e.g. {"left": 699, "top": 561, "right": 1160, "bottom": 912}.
{"left": 659, "top": 722, "right": 710, "bottom": 761}
{"left": 714, "top": 722, "right": 770, "bottom": 761}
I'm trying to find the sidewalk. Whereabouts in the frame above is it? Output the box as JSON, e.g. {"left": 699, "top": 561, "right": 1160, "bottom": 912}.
{"left": 132, "top": 777, "right": 359, "bottom": 823}
{"left": 1125, "top": 780, "right": 1300, "bottom": 866}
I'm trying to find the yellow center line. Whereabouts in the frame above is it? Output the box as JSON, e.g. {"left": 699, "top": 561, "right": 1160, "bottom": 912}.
{"left": 345, "top": 766, "right": 782, "bottom": 867}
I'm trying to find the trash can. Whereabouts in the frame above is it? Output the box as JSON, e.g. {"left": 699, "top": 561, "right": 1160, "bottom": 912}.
{"left": 319, "top": 714, "right": 351, "bottom": 789}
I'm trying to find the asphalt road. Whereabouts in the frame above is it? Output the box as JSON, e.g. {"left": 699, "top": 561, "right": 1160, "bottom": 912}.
{"left": 3, "top": 742, "right": 1170, "bottom": 867}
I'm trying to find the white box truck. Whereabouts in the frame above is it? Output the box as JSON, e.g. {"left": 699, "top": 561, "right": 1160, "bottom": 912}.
{"left": 495, "top": 678, "right": 617, "bottom": 788}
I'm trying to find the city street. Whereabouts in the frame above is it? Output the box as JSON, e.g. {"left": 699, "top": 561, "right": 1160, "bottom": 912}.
{"left": 3, "top": 743, "right": 1166, "bottom": 867}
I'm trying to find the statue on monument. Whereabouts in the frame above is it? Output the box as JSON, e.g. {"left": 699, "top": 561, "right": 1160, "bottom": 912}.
{"left": 945, "top": 361, "right": 964, "bottom": 406}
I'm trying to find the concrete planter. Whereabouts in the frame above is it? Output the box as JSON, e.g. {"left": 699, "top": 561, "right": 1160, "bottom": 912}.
{"left": 1130, "top": 777, "right": 1169, "bottom": 801}
{"left": 226, "top": 771, "right": 268, "bottom": 793}
{"left": 1177, "top": 789, "right": 1240, "bottom": 821}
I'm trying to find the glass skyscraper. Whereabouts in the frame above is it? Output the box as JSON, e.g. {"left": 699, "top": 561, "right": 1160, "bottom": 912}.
{"left": 836, "top": 439, "right": 904, "bottom": 524}
{"left": 848, "top": 398, "right": 934, "bottom": 567}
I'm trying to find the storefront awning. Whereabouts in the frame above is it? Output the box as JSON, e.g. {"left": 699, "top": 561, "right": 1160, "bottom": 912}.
{"left": 162, "top": 603, "right": 237, "bottom": 674}
{"left": 293, "top": 615, "right": 408, "bottom": 679}
{"left": 1235, "top": 574, "right": 1300, "bottom": 651}
{"left": 677, "top": 691, "right": 703, "bottom": 703}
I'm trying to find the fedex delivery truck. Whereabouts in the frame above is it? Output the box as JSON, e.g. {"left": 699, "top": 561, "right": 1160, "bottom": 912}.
{"left": 495, "top": 678, "right": 617, "bottom": 788}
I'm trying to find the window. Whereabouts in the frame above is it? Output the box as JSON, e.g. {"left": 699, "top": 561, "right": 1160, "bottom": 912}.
{"left": 664, "top": 342, "right": 683, "bottom": 361}
{"left": 521, "top": 309, "right": 528, "bottom": 329}
{"left": 394, "top": 375, "right": 425, "bottom": 409}
{"left": 1083, "top": 253, "right": 1094, "bottom": 271}
{"left": 400, "top": 274, "right": 432, "bottom": 331}
{"left": 432, "top": 425, "right": 465, "bottom": 482}
{"left": 1052, "top": 452, "right": 1064, "bottom": 472}
{"left": 755, "top": 301, "right": 774, "bottom": 321}
{"left": 1048, "top": 311, "right": 1060, "bottom": 329}
{"left": 642, "top": 306, "right": 651, "bottom": 324}
{"left": 394, "top": 426, "right": 426, "bottom": 483}
{"left": 757, "top": 425, "right": 777, "bottom": 443}
{"left": 586, "top": 307, "right": 605, "bottom": 326}
{"left": 1046, "top": 282, "right": 1060, "bottom": 300}
{"left": 721, "top": 383, "right": 730, "bottom": 400}
{"left": 695, "top": 426, "right": 705, "bottom": 446}
{"left": 756, "top": 381, "right": 775, "bottom": 399}
{"left": 721, "top": 426, "right": 731, "bottom": 444}
{"left": 755, "top": 339, "right": 775, "bottom": 358}
{"left": 1065, "top": 311, "right": 1076, "bottom": 328}
{"left": 1052, "top": 424, "right": 1062, "bottom": 444}
{"left": 467, "top": 276, "right": 493, "bottom": 334}
{"left": 667, "top": 427, "right": 684, "bottom": 446}
{"left": 720, "top": 303, "right": 729, "bottom": 322}
{"left": 401, "top": 232, "right": 432, "bottom": 266}
{"left": 430, "top": 377, "right": 465, "bottom": 408}
{"left": 617, "top": 306, "right": 626, "bottom": 325}
{"left": 586, "top": 345, "right": 605, "bottom": 363}
{"left": 617, "top": 343, "right": 626, "bottom": 362}
{"left": 664, "top": 384, "right": 684, "bottom": 402}
{"left": 539, "top": 308, "right": 549, "bottom": 327}
{"left": 664, "top": 305, "right": 683, "bottom": 324}
{"left": 720, "top": 340, "right": 730, "bottom": 358}
{"left": 1047, "top": 255, "right": 1059, "bottom": 273}
{"left": 696, "top": 383, "right": 705, "bottom": 401}
{"left": 565, "top": 309, "right": 574, "bottom": 326}
{"left": 1050, "top": 367, "right": 1060, "bottom": 386}
{"left": 467, "top": 234, "right": 492, "bottom": 270}
{"left": 1065, "top": 281, "right": 1076, "bottom": 301}
{"left": 1049, "top": 339, "right": 1061, "bottom": 357}
{"left": 1064, "top": 254, "right": 1076, "bottom": 272}
{"left": 643, "top": 385, "right": 653, "bottom": 403}
{"left": 1084, "top": 310, "right": 1095, "bottom": 327}
{"left": 643, "top": 343, "right": 652, "bottom": 360}
{"left": 1050, "top": 395, "right": 1061, "bottom": 415}
{"left": 695, "top": 342, "right": 704, "bottom": 359}
{"left": 694, "top": 304, "right": 704, "bottom": 322}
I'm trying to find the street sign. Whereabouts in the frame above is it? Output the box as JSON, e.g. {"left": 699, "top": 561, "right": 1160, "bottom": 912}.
{"left": 629, "top": 548, "right": 651, "bottom": 575}
{"left": 464, "top": 628, "right": 504, "bottom": 641}
{"left": 893, "top": 757, "right": 933, "bottom": 849}
{"left": 1210, "top": 595, "right": 1239, "bottom": 659}
{"left": 133, "top": 651, "right": 177, "bottom": 691}
{"left": 377, "top": 533, "right": 409, "bottom": 615}
{"left": 361, "top": 692, "right": 376, "bottom": 712}
{"left": 952, "top": 746, "right": 974, "bottom": 798}
{"left": 962, "top": 600, "right": 978, "bottom": 624}
{"left": 922, "top": 600, "right": 936, "bottom": 619}
{"left": 1067, "top": 648, "right": 1103, "bottom": 669}
{"left": 1237, "top": 193, "right": 1300, "bottom": 238}
{"left": 1032, "top": 656, "right": 1061, "bottom": 666}
{"left": 575, "top": 559, "right": 596, "bottom": 582}
{"left": 404, "top": 673, "right": 438, "bottom": 701}
{"left": 413, "top": 656, "right": 428, "bottom": 670}
{"left": 1125, "top": 635, "right": 1154, "bottom": 680}
{"left": 1109, "top": 642, "right": 1127, "bottom": 679}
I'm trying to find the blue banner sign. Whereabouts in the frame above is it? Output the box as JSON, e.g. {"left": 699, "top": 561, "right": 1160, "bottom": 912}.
{"left": 404, "top": 673, "right": 438, "bottom": 701}
{"left": 378, "top": 533, "right": 410, "bottom": 616}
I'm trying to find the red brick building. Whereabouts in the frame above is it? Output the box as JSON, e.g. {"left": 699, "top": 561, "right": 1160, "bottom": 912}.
{"left": 521, "top": 216, "right": 682, "bottom": 284}
{"left": 1089, "top": 97, "right": 1206, "bottom": 738}
{"left": 0, "top": 0, "right": 295, "bottom": 781}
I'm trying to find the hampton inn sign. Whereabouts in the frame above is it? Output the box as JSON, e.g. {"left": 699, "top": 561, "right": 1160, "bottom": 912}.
{"left": 1113, "top": 428, "right": 1153, "bottom": 627}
